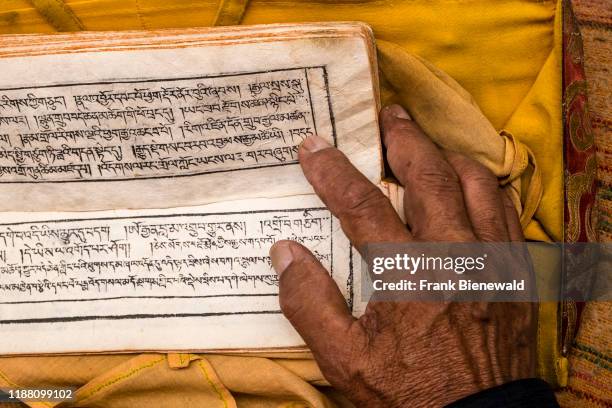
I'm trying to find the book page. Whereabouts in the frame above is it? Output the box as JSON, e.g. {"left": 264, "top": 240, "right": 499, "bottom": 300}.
{"left": 0, "top": 194, "right": 357, "bottom": 354}
{"left": 0, "top": 24, "right": 377, "bottom": 354}
{"left": 0, "top": 24, "right": 381, "bottom": 211}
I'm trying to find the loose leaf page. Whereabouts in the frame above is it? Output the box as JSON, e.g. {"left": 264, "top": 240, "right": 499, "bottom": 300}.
{"left": 0, "top": 23, "right": 378, "bottom": 354}
{"left": 0, "top": 23, "right": 381, "bottom": 211}
{"left": 0, "top": 194, "right": 356, "bottom": 354}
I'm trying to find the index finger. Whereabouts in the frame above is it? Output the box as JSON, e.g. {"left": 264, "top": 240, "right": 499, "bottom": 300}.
{"left": 299, "top": 135, "right": 411, "bottom": 250}
{"left": 381, "top": 105, "right": 474, "bottom": 241}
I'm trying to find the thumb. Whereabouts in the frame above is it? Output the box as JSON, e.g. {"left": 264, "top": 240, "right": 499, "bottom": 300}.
{"left": 270, "top": 240, "right": 355, "bottom": 359}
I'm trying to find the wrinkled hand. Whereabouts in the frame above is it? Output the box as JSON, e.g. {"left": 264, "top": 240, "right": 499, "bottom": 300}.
{"left": 269, "top": 105, "right": 537, "bottom": 407}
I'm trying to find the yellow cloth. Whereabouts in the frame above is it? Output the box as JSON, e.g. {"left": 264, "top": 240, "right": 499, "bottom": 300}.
{"left": 0, "top": 0, "right": 565, "bottom": 406}
{"left": 377, "top": 42, "right": 543, "bottom": 232}
{"left": 0, "top": 353, "right": 346, "bottom": 408}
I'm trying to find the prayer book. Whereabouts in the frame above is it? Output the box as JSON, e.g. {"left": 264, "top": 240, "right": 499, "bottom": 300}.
{"left": 0, "top": 22, "right": 387, "bottom": 354}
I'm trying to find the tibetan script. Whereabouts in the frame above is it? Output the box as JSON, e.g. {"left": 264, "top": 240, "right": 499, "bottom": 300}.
{"left": 0, "top": 208, "right": 344, "bottom": 323}
{"left": 0, "top": 68, "right": 329, "bottom": 182}
{"left": 0, "top": 202, "right": 355, "bottom": 325}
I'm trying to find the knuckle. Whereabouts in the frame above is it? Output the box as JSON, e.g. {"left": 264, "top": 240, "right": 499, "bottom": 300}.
{"left": 413, "top": 213, "right": 474, "bottom": 241}
{"left": 279, "top": 295, "right": 307, "bottom": 322}
{"left": 278, "top": 262, "right": 311, "bottom": 320}
{"left": 410, "top": 163, "right": 461, "bottom": 195}
{"left": 448, "top": 152, "right": 499, "bottom": 187}
{"left": 448, "top": 151, "right": 489, "bottom": 173}
{"left": 340, "top": 180, "right": 388, "bottom": 218}
{"left": 474, "top": 205, "right": 501, "bottom": 227}
{"left": 475, "top": 229, "right": 503, "bottom": 242}
{"left": 462, "top": 165, "right": 498, "bottom": 189}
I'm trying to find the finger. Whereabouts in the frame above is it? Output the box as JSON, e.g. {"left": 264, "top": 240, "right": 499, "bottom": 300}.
{"left": 444, "top": 151, "right": 509, "bottom": 242}
{"left": 270, "top": 240, "right": 357, "bottom": 366}
{"left": 502, "top": 191, "right": 524, "bottom": 242}
{"left": 299, "top": 135, "right": 411, "bottom": 250}
{"left": 380, "top": 105, "right": 474, "bottom": 241}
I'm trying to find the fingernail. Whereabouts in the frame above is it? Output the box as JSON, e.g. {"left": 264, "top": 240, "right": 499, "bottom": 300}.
{"left": 270, "top": 241, "right": 295, "bottom": 276}
{"left": 301, "top": 135, "right": 332, "bottom": 153}
{"left": 386, "top": 104, "right": 412, "bottom": 120}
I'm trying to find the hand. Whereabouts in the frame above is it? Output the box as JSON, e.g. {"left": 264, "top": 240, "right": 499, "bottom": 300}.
{"left": 269, "top": 105, "right": 537, "bottom": 407}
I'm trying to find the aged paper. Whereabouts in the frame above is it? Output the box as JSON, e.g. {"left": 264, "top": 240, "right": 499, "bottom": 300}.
{"left": 0, "top": 195, "right": 356, "bottom": 354}
{"left": 0, "top": 70, "right": 319, "bottom": 181}
{"left": 0, "top": 23, "right": 377, "bottom": 354}
{"left": 0, "top": 23, "right": 381, "bottom": 211}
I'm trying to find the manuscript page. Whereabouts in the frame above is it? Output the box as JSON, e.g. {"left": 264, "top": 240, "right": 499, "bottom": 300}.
{"left": 0, "top": 23, "right": 381, "bottom": 211}
{"left": 0, "top": 23, "right": 377, "bottom": 354}
{"left": 0, "top": 194, "right": 358, "bottom": 354}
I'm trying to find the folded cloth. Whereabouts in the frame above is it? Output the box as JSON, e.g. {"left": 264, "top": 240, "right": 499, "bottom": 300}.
{"left": 378, "top": 41, "right": 543, "bottom": 233}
